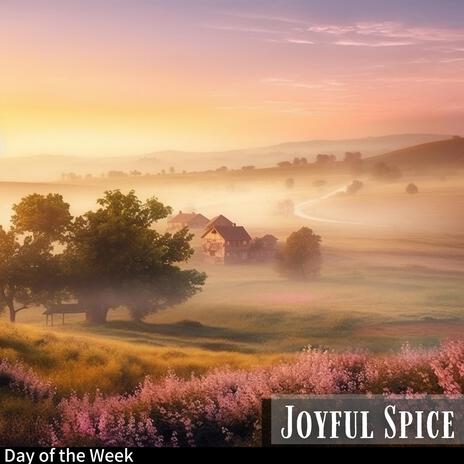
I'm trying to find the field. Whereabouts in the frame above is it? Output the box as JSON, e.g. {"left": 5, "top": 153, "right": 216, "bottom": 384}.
{"left": 1, "top": 167, "right": 464, "bottom": 446}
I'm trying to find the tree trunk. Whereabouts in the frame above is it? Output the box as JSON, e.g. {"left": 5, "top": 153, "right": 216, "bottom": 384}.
{"left": 8, "top": 305, "right": 16, "bottom": 323}
{"left": 86, "top": 305, "right": 109, "bottom": 325}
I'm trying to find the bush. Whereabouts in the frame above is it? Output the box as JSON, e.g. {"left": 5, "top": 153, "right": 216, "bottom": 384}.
{"left": 406, "top": 183, "right": 419, "bottom": 194}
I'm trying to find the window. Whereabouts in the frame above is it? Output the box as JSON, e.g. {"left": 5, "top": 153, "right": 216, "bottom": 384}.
{"left": 210, "top": 251, "right": 216, "bottom": 257}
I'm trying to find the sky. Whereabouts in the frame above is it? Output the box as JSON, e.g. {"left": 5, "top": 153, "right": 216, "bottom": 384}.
{"left": 1, "top": 0, "right": 464, "bottom": 157}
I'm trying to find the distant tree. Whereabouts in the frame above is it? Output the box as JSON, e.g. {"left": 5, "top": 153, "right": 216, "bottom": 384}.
{"left": 63, "top": 190, "right": 206, "bottom": 324}
{"left": 130, "top": 170, "right": 142, "bottom": 176}
{"left": 107, "top": 171, "right": 128, "bottom": 178}
{"left": 216, "top": 166, "right": 228, "bottom": 172}
{"left": 344, "top": 152, "right": 362, "bottom": 162}
{"left": 277, "top": 161, "right": 292, "bottom": 168}
{"left": 0, "top": 194, "right": 72, "bottom": 322}
{"left": 345, "top": 179, "right": 364, "bottom": 195}
{"left": 371, "top": 162, "right": 402, "bottom": 182}
{"left": 169, "top": 167, "right": 175, "bottom": 174}
{"left": 285, "top": 178, "right": 295, "bottom": 189}
{"left": 293, "top": 157, "right": 301, "bottom": 166}
{"left": 316, "top": 154, "right": 336, "bottom": 164}
{"left": 406, "top": 183, "right": 419, "bottom": 194}
{"left": 241, "top": 165, "right": 255, "bottom": 171}
{"left": 276, "top": 199, "right": 294, "bottom": 217}
{"left": 313, "top": 179, "right": 327, "bottom": 188}
{"left": 300, "top": 157, "right": 308, "bottom": 165}
{"left": 278, "top": 227, "right": 321, "bottom": 279}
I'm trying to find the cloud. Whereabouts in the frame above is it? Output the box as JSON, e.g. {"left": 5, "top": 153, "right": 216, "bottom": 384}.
{"left": 285, "top": 38, "right": 315, "bottom": 45}
{"left": 262, "top": 77, "right": 347, "bottom": 90}
{"left": 334, "top": 40, "right": 414, "bottom": 47}
{"left": 440, "top": 57, "right": 464, "bottom": 63}
{"left": 309, "top": 21, "right": 464, "bottom": 45}
{"left": 222, "top": 12, "right": 306, "bottom": 25}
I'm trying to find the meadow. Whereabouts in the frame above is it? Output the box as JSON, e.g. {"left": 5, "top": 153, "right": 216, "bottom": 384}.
{"left": 1, "top": 166, "right": 463, "bottom": 446}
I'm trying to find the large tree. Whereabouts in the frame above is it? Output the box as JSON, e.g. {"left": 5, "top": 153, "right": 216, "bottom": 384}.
{"left": 64, "top": 190, "right": 206, "bottom": 324}
{"left": 278, "top": 227, "right": 322, "bottom": 280}
{"left": 0, "top": 194, "right": 71, "bottom": 322}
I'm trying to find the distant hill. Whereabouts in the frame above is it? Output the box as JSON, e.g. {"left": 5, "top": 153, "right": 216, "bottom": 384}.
{"left": 0, "top": 133, "right": 454, "bottom": 181}
{"left": 141, "top": 133, "right": 451, "bottom": 170}
{"left": 365, "top": 137, "right": 464, "bottom": 169}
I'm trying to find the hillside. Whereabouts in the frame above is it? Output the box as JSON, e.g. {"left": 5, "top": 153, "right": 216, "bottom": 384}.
{"left": 365, "top": 137, "right": 464, "bottom": 169}
{"left": 0, "top": 133, "right": 451, "bottom": 182}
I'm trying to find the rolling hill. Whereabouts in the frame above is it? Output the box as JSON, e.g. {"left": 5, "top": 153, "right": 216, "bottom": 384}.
{"left": 365, "top": 136, "right": 464, "bottom": 169}
{"left": 0, "top": 133, "right": 452, "bottom": 181}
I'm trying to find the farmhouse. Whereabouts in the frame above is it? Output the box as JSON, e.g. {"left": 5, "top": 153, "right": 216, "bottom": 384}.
{"left": 201, "top": 223, "right": 252, "bottom": 264}
{"left": 167, "top": 211, "right": 210, "bottom": 233}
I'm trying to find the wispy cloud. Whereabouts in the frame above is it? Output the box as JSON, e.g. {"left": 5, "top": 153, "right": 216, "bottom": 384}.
{"left": 222, "top": 12, "right": 306, "bottom": 26}
{"left": 309, "top": 21, "right": 464, "bottom": 43}
{"left": 262, "top": 77, "right": 347, "bottom": 90}
{"left": 334, "top": 40, "right": 414, "bottom": 47}
{"left": 262, "top": 77, "right": 323, "bottom": 89}
{"left": 440, "top": 57, "right": 464, "bottom": 63}
{"left": 284, "top": 38, "right": 315, "bottom": 45}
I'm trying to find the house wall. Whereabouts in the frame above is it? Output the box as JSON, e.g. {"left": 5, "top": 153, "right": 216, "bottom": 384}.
{"left": 224, "top": 241, "right": 250, "bottom": 264}
{"left": 202, "top": 229, "right": 226, "bottom": 263}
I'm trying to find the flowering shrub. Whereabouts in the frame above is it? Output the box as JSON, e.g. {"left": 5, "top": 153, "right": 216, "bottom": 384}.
{"left": 0, "top": 359, "right": 55, "bottom": 401}
{"left": 2, "top": 340, "right": 464, "bottom": 446}
{"left": 47, "top": 341, "right": 464, "bottom": 447}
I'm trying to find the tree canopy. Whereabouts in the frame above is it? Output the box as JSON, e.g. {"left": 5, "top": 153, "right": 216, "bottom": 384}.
{"left": 0, "top": 194, "right": 70, "bottom": 322}
{"left": 64, "top": 190, "right": 206, "bottom": 324}
{"left": 278, "top": 227, "right": 322, "bottom": 280}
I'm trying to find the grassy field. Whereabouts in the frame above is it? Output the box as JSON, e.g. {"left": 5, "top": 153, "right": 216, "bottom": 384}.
{"left": 1, "top": 172, "right": 463, "bottom": 389}
{"left": 4, "top": 230, "right": 464, "bottom": 356}
{"left": 1, "top": 171, "right": 463, "bottom": 446}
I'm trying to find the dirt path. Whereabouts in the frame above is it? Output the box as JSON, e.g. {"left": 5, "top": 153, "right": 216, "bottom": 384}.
{"left": 294, "top": 185, "right": 365, "bottom": 225}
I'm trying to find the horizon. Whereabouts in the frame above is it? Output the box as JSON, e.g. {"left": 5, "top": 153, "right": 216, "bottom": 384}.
{"left": 0, "top": 131, "right": 460, "bottom": 160}
{"left": 1, "top": 0, "right": 464, "bottom": 157}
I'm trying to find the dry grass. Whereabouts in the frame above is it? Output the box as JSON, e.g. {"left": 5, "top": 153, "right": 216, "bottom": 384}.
{"left": 0, "top": 322, "right": 286, "bottom": 395}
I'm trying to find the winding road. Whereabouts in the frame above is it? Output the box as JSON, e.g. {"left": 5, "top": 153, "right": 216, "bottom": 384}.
{"left": 293, "top": 185, "right": 366, "bottom": 225}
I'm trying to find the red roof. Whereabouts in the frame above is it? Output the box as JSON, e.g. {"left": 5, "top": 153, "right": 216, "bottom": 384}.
{"left": 202, "top": 225, "right": 252, "bottom": 241}
{"left": 168, "top": 212, "right": 196, "bottom": 224}
{"left": 168, "top": 212, "right": 210, "bottom": 228}
{"left": 204, "top": 215, "right": 234, "bottom": 230}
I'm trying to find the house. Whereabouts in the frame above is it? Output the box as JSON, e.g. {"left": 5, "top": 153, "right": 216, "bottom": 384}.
{"left": 201, "top": 224, "right": 252, "bottom": 264}
{"left": 167, "top": 211, "right": 210, "bottom": 233}
{"left": 248, "top": 234, "right": 279, "bottom": 262}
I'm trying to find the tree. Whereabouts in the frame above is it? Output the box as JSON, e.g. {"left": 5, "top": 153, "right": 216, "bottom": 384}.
{"left": 316, "top": 154, "right": 336, "bottom": 164}
{"left": 0, "top": 194, "right": 71, "bottom": 322}
{"left": 371, "top": 162, "right": 402, "bottom": 182}
{"left": 344, "top": 152, "right": 362, "bottom": 162}
{"left": 285, "top": 178, "right": 295, "bottom": 189}
{"left": 277, "top": 161, "right": 292, "bottom": 168}
{"left": 406, "top": 183, "right": 419, "bottom": 194}
{"left": 278, "top": 227, "right": 321, "bottom": 279}
{"left": 64, "top": 190, "right": 206, "bottom": 324}
{"left": 345, "top": 179, "right": 364, "bottom": 195}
